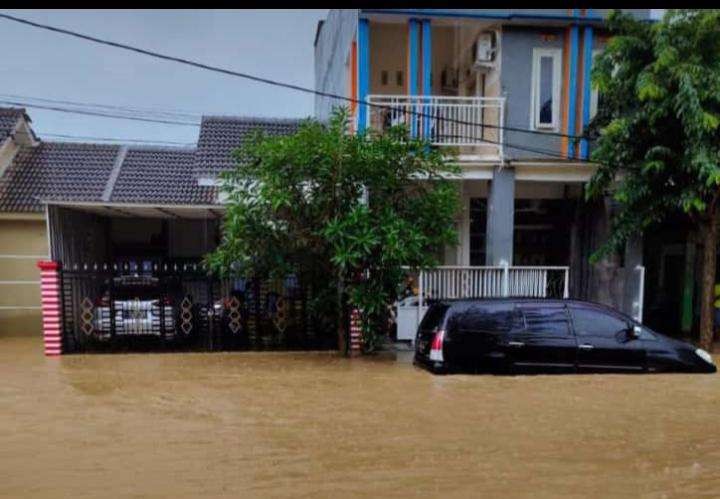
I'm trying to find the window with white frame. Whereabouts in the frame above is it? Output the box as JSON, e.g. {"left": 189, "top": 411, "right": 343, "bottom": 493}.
{"left": 531, "top": 48, "right": 562, "bottom": 130}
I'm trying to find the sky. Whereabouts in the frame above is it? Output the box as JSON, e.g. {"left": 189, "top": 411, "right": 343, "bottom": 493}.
{"left": 0, "top": 9, "right": 329, "bottom": 146}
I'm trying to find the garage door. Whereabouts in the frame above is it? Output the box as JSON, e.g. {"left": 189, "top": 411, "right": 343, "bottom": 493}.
{"left": 0, "top": 219, "right": 48, "bottom": 336}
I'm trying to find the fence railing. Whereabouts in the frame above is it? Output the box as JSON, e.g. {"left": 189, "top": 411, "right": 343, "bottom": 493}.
{"left": 366, "top": 94, "right": 505, "bottom": 157}
{"left": 414, "top": 264, "right": 569, "bottom": 309}
{"left": 58, "top": 261, "right": 336, "bottom": 353}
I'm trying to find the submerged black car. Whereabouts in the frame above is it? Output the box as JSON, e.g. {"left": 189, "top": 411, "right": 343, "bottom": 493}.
{"left": 414, "top": 299, "right": 716, "bottom": 374}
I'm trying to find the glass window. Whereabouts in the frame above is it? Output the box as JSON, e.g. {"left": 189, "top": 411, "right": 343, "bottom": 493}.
{"left": 638, "top": 325, "right": 658, "bottom": 341}
{"left": 462, "top": 304, "right": 523, "bottom": 333}
{"left": 570, "top": 307, "right": 628, "bottom": 337}
{"left": 520, "top": 305, "right": 570, "bottom": 336}
{"left": 419, "top": 303, "right": 449, "bottom": 331}
{"left": 532, "top": 48, "right": 561, "bottom": 130}
{"left": 539, "top": 56, "right": 554, "bottom": 124}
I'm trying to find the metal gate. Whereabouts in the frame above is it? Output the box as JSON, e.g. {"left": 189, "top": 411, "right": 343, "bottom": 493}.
{"left": 59, "top": 262, "right": 335, "bottom": 353}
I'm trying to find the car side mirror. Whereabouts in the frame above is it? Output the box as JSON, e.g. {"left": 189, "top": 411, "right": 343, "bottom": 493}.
{"left": 627, "top": 325, "right": 641, "bottom": 340}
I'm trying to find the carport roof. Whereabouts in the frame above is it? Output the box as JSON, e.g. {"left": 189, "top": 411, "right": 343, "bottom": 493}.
{"left": 47, "top": 201, "right": 225, "bottom": 219}
{"left": 0, "top": 142, "right": 121, "bottom": 212}
{"left": 0, "top": 143, "right": 218, "bottom": 212}
{"left": 109, "top": 147, "right": 217, "bottom": 205}
{"left": 0, "top": 109, "right": 303, "bottom": 214}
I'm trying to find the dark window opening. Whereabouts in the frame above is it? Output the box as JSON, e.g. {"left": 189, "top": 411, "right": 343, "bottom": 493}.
{"left": 520, "top": 305, "right": 570, "bottom": 336}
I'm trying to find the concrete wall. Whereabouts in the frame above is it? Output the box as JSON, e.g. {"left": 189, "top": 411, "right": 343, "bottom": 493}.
{"left": 314, "top": 9, "right": 358, "bottom": 121}
{"left": 0, "top": 218, "right": 48, "bottom": 336}
{"left": 368, "top": 22, "right": 407, "bottom": 95}
{"left": 500, "top": 26, "right": 565, "bottom": 159}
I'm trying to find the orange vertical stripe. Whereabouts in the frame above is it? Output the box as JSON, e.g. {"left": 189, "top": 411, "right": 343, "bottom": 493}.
{"left": 574, "top": 31, "right": 585, "bottom": 158}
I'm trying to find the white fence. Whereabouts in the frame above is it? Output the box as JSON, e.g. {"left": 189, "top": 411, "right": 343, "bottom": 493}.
{"left": 366, "top": 95, "right": 505, "bottom": 157}
{"left": 396, "top": 265, "right": 570, "bottom": 341}
{"left": 416, "top": 265, "right": 569, "bottom": 304}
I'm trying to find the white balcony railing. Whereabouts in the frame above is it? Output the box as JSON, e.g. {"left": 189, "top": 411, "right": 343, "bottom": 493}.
{"left": 366, "top": 95, "right": 505, "bottom": 159}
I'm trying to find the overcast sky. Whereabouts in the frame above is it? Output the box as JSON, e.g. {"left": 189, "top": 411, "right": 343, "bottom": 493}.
{"left": 0, "top": 9, "right": 328, "bottom": 145}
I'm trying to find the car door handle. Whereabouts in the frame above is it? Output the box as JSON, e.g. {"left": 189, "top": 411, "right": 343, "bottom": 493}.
{"left": 507, "top": 341, "right": 525, "bottom": 348}
{"left": 578, "top": 343, "right": 594, "bottom": 350}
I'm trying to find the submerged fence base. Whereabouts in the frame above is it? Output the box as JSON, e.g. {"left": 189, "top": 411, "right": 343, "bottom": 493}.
{"left": 54, "top": 262, "right": 337, "bottom": 354}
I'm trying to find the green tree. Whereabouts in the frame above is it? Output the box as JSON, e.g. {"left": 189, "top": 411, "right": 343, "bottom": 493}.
{"left": 207, "top": 108, "right": 459, "bottom": 353}
{"left": 587, "top": 9, "right": 720, "bottom": 350}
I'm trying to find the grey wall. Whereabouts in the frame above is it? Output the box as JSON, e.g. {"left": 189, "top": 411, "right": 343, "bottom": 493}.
{"left": 500, "top": 26, "right": 565, "bottom": 160}
{"left": 314, "top": 10, "right": 359, "bottom": 121}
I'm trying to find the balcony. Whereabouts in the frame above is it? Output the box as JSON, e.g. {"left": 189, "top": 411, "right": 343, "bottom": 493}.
{"left": 366, "top": 95, "right": 505, "bottom": 162}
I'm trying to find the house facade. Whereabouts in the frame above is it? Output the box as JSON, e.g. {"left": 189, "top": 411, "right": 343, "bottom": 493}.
{"left": 0, "top": 108, "right": 302, "bottom": 339}
{"left": 314, "top": 9, "right": 656, "bottom": 324}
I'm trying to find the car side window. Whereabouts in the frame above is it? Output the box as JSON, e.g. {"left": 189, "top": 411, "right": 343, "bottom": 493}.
{"left": 570, "top": 307, "right": 628, "bottom": 337}
{"left": 462, "top": 304, "right": 523, "bottom": 333}
{"left": 519, "top": 305, "right": 570, "bottom": 336}
{"left": 638, "top": 325, "right": 658, "bottom": 341}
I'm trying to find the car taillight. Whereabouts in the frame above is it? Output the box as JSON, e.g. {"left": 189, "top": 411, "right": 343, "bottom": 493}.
{"left": 429, "top": 329, "right": 445, "bottom": 362}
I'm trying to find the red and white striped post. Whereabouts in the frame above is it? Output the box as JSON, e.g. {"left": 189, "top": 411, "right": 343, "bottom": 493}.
{"left": 37, "top": 261, "right": 62, "bottom": 356}
{"left": 349, "top": 308, "right": 363, "bottom": 356}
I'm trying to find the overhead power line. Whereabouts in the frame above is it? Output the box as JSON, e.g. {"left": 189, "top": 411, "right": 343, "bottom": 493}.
{"left": 8, "top": 96, "right": 590, "bottom": 162}
{"left": 0, "top": 12, "right": 588, "bottom": 143}
{"left": 0, "top": 99, "right": 200, "bottom": 127}
{"left": 40, "top": 132, "right": 195, "bottom": 146}
{"left": 0, "top": 14, "right": 593, "bottom": 162}
{"left": 0, "top": 93, "right": 202, "bottom": 121}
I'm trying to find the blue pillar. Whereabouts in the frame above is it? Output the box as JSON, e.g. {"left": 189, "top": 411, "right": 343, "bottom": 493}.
{"left": 580, "top": 26, "right": 594, "bottom": 159}
{"left": 567, "top": 24, "right": 580, "bottom": 159}
{"left": 421, "top": 19, "right": 432, "bottom": 139}
{"left": 408, "top": 19, "right": 420, "bottom": 95}
{"left": 357, "top": 18, "right": 370, "bottom": 132}
{"left": 408, "top": 19, "right": 420, "bottom": 137}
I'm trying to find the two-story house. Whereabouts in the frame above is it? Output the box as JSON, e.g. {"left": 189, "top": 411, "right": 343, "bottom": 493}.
{"left": 314, "top": 9, "right": 659, "bottom": 331}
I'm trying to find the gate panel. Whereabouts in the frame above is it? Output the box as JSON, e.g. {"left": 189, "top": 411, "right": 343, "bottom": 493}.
{"left": 60, "top": 262, "right": 335, "bottom": 353}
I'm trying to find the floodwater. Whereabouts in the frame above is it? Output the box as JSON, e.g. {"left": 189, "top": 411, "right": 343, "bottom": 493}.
{"left": 2, "top": 337, "right": 720, "bottom": 498}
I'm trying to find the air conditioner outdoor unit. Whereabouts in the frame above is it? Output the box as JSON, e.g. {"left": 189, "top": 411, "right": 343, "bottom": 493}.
{"left": 473, "top": 32, "right": 496, "bottom": 70}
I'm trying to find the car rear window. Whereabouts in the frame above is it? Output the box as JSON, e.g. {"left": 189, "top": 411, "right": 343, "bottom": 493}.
{"left": 419, "top": 303, "right": 450, "bottom": 331}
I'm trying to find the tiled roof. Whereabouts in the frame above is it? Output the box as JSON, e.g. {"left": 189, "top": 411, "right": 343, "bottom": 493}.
{"left": 0, "top": 107, "right": 25, "bottom": 144}
{"left": 194, "top": 116, "right": 302, "bottom": 177}
{"left": 0, "top": 142, "right": 120, "bottom": 212}
{"left": 0, "top": 113, "right": 303, "bottom": 213}
{"left": 110, "top": 147, "right": 217, "bottom": 205}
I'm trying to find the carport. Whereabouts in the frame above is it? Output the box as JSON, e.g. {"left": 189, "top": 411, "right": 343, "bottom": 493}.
{"left": 44, "top": 201, "right": 335, "bottom": 354}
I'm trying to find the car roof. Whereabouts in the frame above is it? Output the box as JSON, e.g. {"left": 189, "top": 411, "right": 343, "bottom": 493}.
{"left": 430, "top": 298, "right": 625, "bottom": 314}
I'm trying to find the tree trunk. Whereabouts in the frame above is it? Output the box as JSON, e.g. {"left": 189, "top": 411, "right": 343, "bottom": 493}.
{"left": 699, "top": 214, "right": 718, "bottom": 351}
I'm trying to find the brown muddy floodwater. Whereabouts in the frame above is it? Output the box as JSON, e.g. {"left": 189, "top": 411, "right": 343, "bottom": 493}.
{"left": 2, "top": 336, "right": 720, "bottom": 498}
